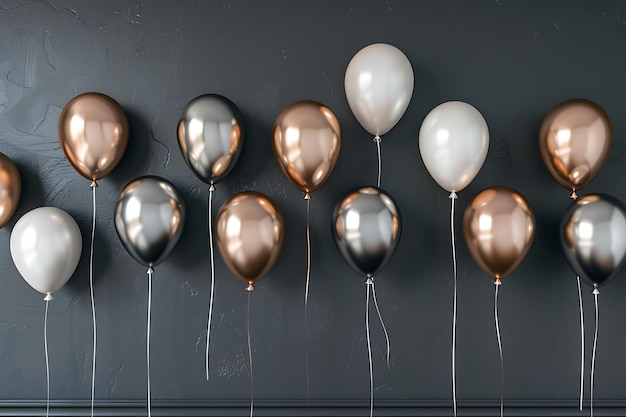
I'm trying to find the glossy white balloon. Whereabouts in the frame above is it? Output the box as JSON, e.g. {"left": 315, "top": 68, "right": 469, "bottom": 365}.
{"left": 344, "top": 43, "right": 414, "bottom": 136}
{"left": 10, "top": 207, "right": 82, "bottom": 297}
{"left": 419, "top": 101, "right": 489, "bottom": 193}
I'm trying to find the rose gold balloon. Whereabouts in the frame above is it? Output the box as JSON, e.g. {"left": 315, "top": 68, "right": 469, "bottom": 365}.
{"left": 539, "top": 99, "right": 612, "bottom": 199}
{"left": 273, "top": 100, "right": 341, "bottom": 195}
{"left": 58, "top": 92, "right": 129, "bottom": 184}
{"left": 463, "top": 186, "right": 535, "bottom": 282}
{"left": 215, "top": 191, "right": 285, "bottom": 290}
{"left": 0, "top": 153, "right": 20, "bottom": 228}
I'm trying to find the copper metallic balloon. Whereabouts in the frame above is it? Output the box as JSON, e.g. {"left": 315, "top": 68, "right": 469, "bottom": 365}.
{"left": 273, "top": 100, "right": 341, "bottom": 195}
{"left": 539, "top": 99, "right": 612, "bottom": 199}
{"left": 463, "top": 186, "right": 535, "bottom": 282}
{"left": 215, "top": 191, "right": 285, "bottom": 289}
{"left": 58, "top": 92, "right": 129, "bottom": 184}
{"left": 177, "top": 94, "right": 244, "bottom": 185}
{"left": 0, "top": 153, "right": 20, "bottom": 228}
{"left": 561, "top": 194, "right": 626, "bottom": 289}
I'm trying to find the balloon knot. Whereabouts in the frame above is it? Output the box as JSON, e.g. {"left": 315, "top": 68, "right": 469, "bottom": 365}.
{"left": 90, "top": 180, "right": 98, "bottom": 188}
{"left": 44, "top": 293, "right": 53, "bottom": 301}
{"left": 373, "top": 135, "right": 381, "bottom": 143}
{"left": 246, "top": 283, "right": 255, "bottom": 292}
{"left": 209, "top": 184, "right": 216, "bottom": 192}
{"left": 449, "top": 191, "right": 458, "bottom": 199}
{"left": 493, "top": 278, "right": 503, "bottom": 286}
{"left": 147, "top": 267, "right": 154, "bottom": 274}
{"left": 592, "top": 284, "right": 599, "bottom": 295}
{"left": 304, "top": 192, "right": 311, "bottom": 200}
{"left": 570, "top": 190, "right": 578, "bottom": 200}
{"left": 365, "top": 277, "right": 374, "bottom": 285}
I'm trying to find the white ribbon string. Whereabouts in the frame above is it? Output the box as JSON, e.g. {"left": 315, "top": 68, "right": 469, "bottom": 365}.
{"left": 365, "top": 278, "right": 374, "bottom": 417}
{"left": 374, "top": 135, "right": 382, "bottom": 187}
{"left": 495, "top": 283, "right": 503, "bottom": 417}
{"left": 147, "top": 268, "right": 153, "bottom": 417}
{"left": 591, "top": 286, "right": 599, "bottom": 417}
{"left": 304, "top": 195, "right": 311, "bottom": 417}
{"left": 206, "top": 184, "right": 216, "bottom": 381}
{"left": 44, "top": 297, "right": 50, "bottom": 417}
{"left": 450, "top": 191, "right": 458, "bottom": 417}
{"left": 89, "top": 184, "right": 97, "bottom": 417}
{"left": 370, "top": 279, "right": 390, "bottom": 370}
{"left": 247, "top": 290, "right": 254, "bottom": 417}
{"left": 577, "top": 275, "right": 584, "bottom": 412}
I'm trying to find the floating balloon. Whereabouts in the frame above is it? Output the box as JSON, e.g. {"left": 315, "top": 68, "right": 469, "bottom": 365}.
{"left": 560, "top": 194, "right": 626, "bottom": 289}
{"left": 463, "top": 186, "right": 535, "bottom": 282}
{"left": 215, "top": 191, "right": 285, "bottom": 290}
{"left": 273, "top": 100, "right": 341, "bottom": 195}
{"left": 10, "top": 207, "right": 82, "bottom": 298}
{"left": 177, "top": 94, "right": 245, "bottom": 186}
{"left": 0, "top": 153, "right": 20, "bottom": 228}
{"left": 58, "top": 92, "right": 129, "bottom": 185}
{"left": 344, "top": 43, "right": 414, "bottom": 137}
{"left": 419, "top": 101, "right": 489, "bottom": 194}
{"left": 539, "top": 99, "right": 612, "bottom": 199}
{"left": 332, "top": 187, "right": 401, "bottom": 278}
{"left": 114, "top": 176, "right": 185, "bottom": 268}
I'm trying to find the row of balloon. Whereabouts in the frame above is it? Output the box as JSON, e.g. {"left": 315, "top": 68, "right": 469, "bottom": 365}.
{"left": 0, "top": 41, "right": 621, "bottom": 417}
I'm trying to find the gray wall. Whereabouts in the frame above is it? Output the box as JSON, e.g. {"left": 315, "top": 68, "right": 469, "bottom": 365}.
{"left": 1, "top": 1, "right": 626, "bottom": 416}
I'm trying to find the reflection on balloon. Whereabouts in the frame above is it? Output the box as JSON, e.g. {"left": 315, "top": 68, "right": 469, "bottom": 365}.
{"left": 332, "top": 186, "right": 401, "bottom": 278}
{"left": 58, "top": 92, "right": 129, "bottom": 185}
{"left": 0, "top": 153, "right": 20, "bottom": 228}
{"left": 273, "top": 100, "right": 341, "bottom": 195}
{"left": 114, "top": 176, "right": 186, "bottom": 268}
{"left": 345, "top": 43, "right": 414, "bottom": 137}
{"left": 10, "top": 207, "right": 82, "bottom": 298}
{"left": 560, "top": 194, "right": 626, "bottom": 289}
{"left": 463, "top": 186, "right": 535, "bottom": 282}
{"left": 215, "top": 191, "right": 285, "bottom": 290}
{"left": 539, "top": 99, "right": 612, "bottom": 199}
{"left": 177, "top": 94, "right": 245, "bottom": 185}
{"left": 419, "top": 101, "right": 489, "bottom": 194}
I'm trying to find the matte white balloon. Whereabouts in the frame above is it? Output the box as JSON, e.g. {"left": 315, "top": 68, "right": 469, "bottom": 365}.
{"left": 345, "top": 43, "right": 414, "bottom": 136}
{"left": 10, "top": 207, "right": 82, "bottom": 296}
{"left": 419, "top": 101, "right": 489, "bottom": 193}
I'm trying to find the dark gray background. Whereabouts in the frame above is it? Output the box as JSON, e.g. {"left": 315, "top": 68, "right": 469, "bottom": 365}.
{"left": 1, "top": 0, "right": 626, "bottom": 415}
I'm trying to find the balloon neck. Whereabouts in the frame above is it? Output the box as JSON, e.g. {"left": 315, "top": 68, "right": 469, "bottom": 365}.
{"left": 449, "top": 191, "right": 458, "bottom": 200}
{"left": 373, "top": 135, "right": 381, "bottom": 143}
{"left": 209, "top": 184, "right": 216, "bottom": 192}
{"left": 246, "top": 282, "right": 255, "bottom": 292}
{"left": 592, "top": 284, "right": 599, "bottom": 295}
{"left": 493, "top": 277, "right": 503, "bottom": 286}
{"left": 365, "top": 276, "right": 374, "bottom": 285}
{"left": 570, "top": 190, "right": 578, "bottom": 200}
{"left": 90, "top": 180, "right": 98, "bottom": 188}
{"left": 304, "top": 192, "right": 311, "bottom": 201}
{"left": 44, "top": 293, "right": 53, "bottom": 301}
{"left": 147, "top": 266, "right": 154, "bottom": 274}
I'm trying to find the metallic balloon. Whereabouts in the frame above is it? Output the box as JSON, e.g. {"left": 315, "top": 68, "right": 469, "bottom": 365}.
{"left": 463, "top": 186, "right": 535, "bottom": 281}
{"left": 539, "top": 99, "right": 612, "bottom": 198}
{"left": 332, "top": 187, "right": 401, "bottom": 278}
{"left": 114, "top": 176, "right": 185, "bottom": 268}
{"left": 344, "top": 43, "right": 414, "bottom": 136}
{"left": 215, "top": 191, "right": 284, "bottom": 288}
{"left": 273, "top": 100, "right": 341, "bottom": 194}
{"left": 560, "top": 194, "right": 626, "bottom": 288}
{"left": 10, "top": 207, "right": 82, "bottom": 296}
{"left": 58, "top": 92, "right": 129, "bottom": 183}
{"left": 177, "top": 94, "right": 244, "bottom": 185}
{"left": 0, "top": 153, "right": 20, "bottom": 228}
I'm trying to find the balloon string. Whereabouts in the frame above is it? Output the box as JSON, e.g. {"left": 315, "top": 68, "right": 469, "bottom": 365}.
{"left": 89, "top": 184, "right": 97, "bottom": 417}
{"left": 44, "top": 298, "right": 50, "bottom": 417}
{"left": 591, "top": 287, "right": 599, "bottom": 417}
{"left": 577, "top": 275, "right": 584, "bottom": 412}
{"left": 370, "top": 279, "right": 390, "bottom": 370}
{"left": 365, "top": 278, "right": 374, "bottom": 417}
{"left": 450, "top": 192, "right": 458, "bottom": 417}
{"left": 206, "top": 185, "right": 216, "bottom": 381}
{"left": 247, "top": 290, "right": 254, "bottom": 417}
{"left": 495, "top": 283, "right": 503, "bottom": 417}
{"left": 147, "top": 269, "right": 153, "bottom": 417}
{"left": 304, "top": 196, "right": 311, "bottom": 417}
{"left": 374, "top": 135, "right": 382, "bottom": 187}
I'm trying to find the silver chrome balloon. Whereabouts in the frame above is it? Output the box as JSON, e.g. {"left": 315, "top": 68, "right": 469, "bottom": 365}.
{"left": 115, "top": 176, "right": 186, "bottom": 268}
{"left": 177, "top": 94, "right": 244, "bottom": 185}
{"left": 561, "top": 194, "right": 626, "bottom": 288}
{"left": 332, "top": 186, "right": 401, "bottom": 277}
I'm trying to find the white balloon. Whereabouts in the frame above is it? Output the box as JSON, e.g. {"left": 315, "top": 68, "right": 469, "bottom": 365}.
{"left": 419, "top": 101, "right": 489, "bottom": 193}
{"left": 345, "top": 43, "right": 414, "bottom": 136}
{"left": 10, "top": 207, "right": 82, "bottom": 297}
